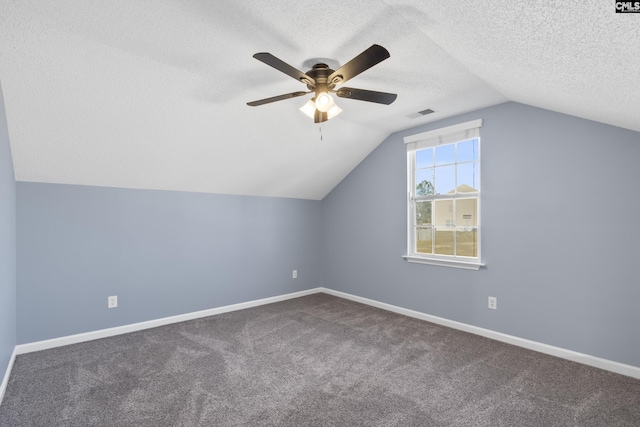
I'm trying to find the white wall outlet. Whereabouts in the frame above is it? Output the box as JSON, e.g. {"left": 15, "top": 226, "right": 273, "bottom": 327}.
{"left": 488, "top": 296, "right": 497, "bottom": 310}
{"left": 292, "top": 270, "right": 298, "bottom": 279}
{"left": 108, "top": 295, "right": 118, "bottom": 308}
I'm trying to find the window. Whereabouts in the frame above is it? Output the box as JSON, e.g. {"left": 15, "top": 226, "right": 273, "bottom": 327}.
{"left": 404, "top": 119, "right": 483, "bottom": 270}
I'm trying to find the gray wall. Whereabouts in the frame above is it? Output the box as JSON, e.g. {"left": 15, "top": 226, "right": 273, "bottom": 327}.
{"left": 17, "top": 183, "right": 322, "bottom": 343}
{"left": 322, "top": 102, "right": 640, "bottom": 368}
{"left": 0, "top": 84, "right": 16, "bottom": 377}
{"left": 11, "top": 101, "right": 640, "bottom": 370}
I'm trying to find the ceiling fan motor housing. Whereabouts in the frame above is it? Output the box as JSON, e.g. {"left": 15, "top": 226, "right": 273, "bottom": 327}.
{"left": 304, "top": 63, "right": 342, "bottom": 95}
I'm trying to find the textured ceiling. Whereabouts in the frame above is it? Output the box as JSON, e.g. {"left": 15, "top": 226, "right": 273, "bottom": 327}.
{"left": 0, "top": 1, "right": 637, "bottom": 200}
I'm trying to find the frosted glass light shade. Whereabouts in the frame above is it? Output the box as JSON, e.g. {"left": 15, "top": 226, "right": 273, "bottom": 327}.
{"left": 300, "top": 100, "right": 316, "bottom": 119}
{"left": 315, "top": 92, "right": 334, "bottom": 112}
{"left": 299, "top": 98, "right": 342, "bottom": 120}
{"left": 326, "top": 104, "right": 342, "bottom": 119}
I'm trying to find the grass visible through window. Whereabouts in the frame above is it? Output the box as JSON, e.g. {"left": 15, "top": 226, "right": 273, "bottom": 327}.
{"left": 417, "top": 230, "right": 477, "bottom": 257}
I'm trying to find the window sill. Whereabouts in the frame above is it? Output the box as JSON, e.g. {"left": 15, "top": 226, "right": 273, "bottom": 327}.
{"left": 403, "top": 255, "right": 484, "bottom": 270}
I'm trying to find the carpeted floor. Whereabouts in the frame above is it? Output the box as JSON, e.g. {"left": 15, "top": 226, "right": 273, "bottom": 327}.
{"left": 1, "top": 293, "right": 639, "bottom": 426}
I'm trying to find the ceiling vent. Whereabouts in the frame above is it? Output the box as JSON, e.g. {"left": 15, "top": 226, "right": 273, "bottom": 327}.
{"left": 408, "top": 108, "right": 436, "bottom": 119}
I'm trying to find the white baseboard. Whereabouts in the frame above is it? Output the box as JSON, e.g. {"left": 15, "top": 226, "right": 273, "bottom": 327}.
{"left": 14, "top": 286, "right": 640, "bottom": 381}
{"left": 16, "top": 288, "right": 322, "bottom": 355}
{"left": 0, "top": 346, "right": 17, "bottom": 405}
{"left": 319, "top": 288, "right": 640, "bottom": 380}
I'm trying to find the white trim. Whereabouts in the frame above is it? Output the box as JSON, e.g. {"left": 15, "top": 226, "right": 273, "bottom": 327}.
{"left": 404, "top": 119, "right": 483, "bottom": 151}
{"left": 0, "top": 346, "right": 17, "bottom": 405}
{"left": 403, "top": 255, "right": 484, "bottom": 270}
{"left": 16, "top": 288, "right": 322, "bottom": 355}
{"left": 13, "top": 287, "right": 640, "bottom": 380}
{"left": 406, "top": 127, "right": 482, "bottom": 265}
{"left": 407, "top": 150, "right": 415, "bottom": 256}
{"left": 319, "top": 288, "right": 640, "bottom": 380}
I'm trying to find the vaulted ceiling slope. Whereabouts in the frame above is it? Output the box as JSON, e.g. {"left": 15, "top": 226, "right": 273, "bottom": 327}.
{"left": 0, "top": 1, "right": 637, "bottom": 200}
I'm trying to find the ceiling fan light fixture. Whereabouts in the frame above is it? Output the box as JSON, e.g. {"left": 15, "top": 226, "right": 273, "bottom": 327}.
{"left": 300, "top": 99, "right": 316, "bottom": 119}
{"left": 315, "top": 92, "right": 335, "bottom": 112}
{"left": 326, "top": 104, "right": 342, "bottom": 119}
{"left": 300, "top": 99, "right": 342, "bottom": 121}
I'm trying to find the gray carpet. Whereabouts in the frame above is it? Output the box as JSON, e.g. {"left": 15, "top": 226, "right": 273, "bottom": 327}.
{"left": 1, "top": 293, "right": 639, "bottom": 426}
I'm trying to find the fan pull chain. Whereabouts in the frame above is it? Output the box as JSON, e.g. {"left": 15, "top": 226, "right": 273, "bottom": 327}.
{"left": 319, "top": 126, "right": 323, "bottom": 141}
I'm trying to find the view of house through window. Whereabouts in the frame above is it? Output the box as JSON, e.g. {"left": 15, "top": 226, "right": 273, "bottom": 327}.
{"left": 405, "top": 120, "right": 482, "bottom": 266}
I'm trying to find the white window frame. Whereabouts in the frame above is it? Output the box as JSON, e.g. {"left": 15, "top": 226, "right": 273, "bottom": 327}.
{"left": 403, "top": 119, "right": 484, "bottom": 270}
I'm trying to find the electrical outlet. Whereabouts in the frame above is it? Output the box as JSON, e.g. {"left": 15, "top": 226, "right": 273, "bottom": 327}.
{"left": 488, "top": 296, "right": 497, "bottom": 310}
{"left": 108, "top": 295, "right": 118, "bottom": 308}
{"left": 292, "top": 270, "right": 298, "bottom": 279}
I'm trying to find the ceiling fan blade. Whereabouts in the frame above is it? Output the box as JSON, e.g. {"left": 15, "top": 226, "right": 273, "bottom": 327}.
{"left": 328, "top": 44, "right": 390, "bottom": 85}
{"left": 253, "top": 53, "right": 315, "bottom": 85}
{"left": 335, "top": 87, "right": 397, "bottom": 105}
{"left": 314, "top": 109, "right": 328, "bottom": 124}
{"left": 247, "top": 91, "right": 309, "bottom": 107}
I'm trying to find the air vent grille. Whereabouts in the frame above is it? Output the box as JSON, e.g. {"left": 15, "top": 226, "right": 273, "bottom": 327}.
{"left": 408, "top": 108, "right": 436, "bottom": 119}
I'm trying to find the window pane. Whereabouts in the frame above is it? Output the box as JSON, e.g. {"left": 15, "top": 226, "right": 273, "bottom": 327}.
{"left": 434, "top": 228, "right": 454, "bottom": 255}
{"left": 416, "top": 227, "right": 432, "bottom": 254}
{"left": 433, "top": 200, "right": 453, "bottom": 227}
{"left": 416, "top": 148, "right": 433, "bottom": 169}
{"left": 435, "top": 165, "right": 455, "bottom": 195}
{"left": 415, "top": 169, "right": 434, "bottom": 196}
{"left": 456, "top": 229, "right": 478, "bottom": 257}
{"left": 435, "top": 144, "right": 455, "bottom": 166}
{"left": 415, "top": 201, "right": 432, "bottom": 225}
{"left": 457, "top": 162, "right": 479, "bottom": 192}
{"left": 456, "top": 198, "right": 477, "bottom": 227}
{"left": 457, "top": 139, "right": 478, "bottom": 163}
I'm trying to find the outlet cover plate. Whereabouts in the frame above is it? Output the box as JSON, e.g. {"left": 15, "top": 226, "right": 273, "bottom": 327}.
{"left": 108, "top": 295, "right": 118, "bottom": 308}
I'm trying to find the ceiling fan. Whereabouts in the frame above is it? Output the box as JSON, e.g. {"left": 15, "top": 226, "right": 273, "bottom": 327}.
{"left": 247, "top": 44, "right": 397, "bottom": 123}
